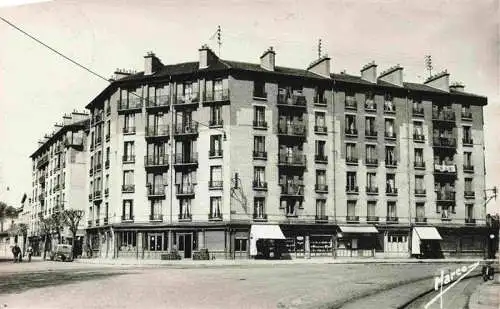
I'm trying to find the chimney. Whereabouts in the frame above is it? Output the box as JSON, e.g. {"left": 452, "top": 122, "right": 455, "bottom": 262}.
{"left": 424, "top": 70, "right": 450, "bottom": 92}
{"left": 450, "top": 81, "right": 465, "bottom": 92}
{"left": 144, "top": 51, "right": 163, "bottom": 75}
{"left": 260, "top": 47, "right": 276, "bottom": 71}
{"left": 360, "top": 61, "right": 377, "bottom": 83}
{"left": 62, "top": 115, "right": 72, "bottom": 126}
{"left": 71, "top": 111, "right": 89, "bottom": 124}
{"left": 113, "top": 68, "right": 132, "bottom": 80}
{"left": 199, "top": 44, "right": 218, "bottom": 69}
{"left": 307, "top": 55, "right": 331, "bottom": 78}
{"left": 378, "top": 65, "right": 404, "bottom": 87}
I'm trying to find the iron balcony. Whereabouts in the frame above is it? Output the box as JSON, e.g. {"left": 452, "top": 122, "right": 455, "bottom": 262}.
{"left": 145, "top": 125, "right": 170, "bottom": 139}
{"left": 277, "top": 154, "right": 306, "bottom": 167}
{"left": 174, "top": 93, "right": 199, "bottom": 107}
{"left": 346, "top": 216, "right": 360, "bottom": 223}
{"left": 118, "top": 97, "right": 143, "bottom": 113}
{"left": 145, "top": 95, "right": 170, "bottom": 110}
{"left": 174, "top": 123, "right": 199, "bottom": 137}
{"left": 147, "top": 184, "right": 166, "bottom": 198}
{"left": 278, "top": 123, "right": 307, "bottom": 137}
{"left": 280, "top": 184, "right": 304, "bottom": 197}
{"left": 253, "top": 181, "right": 268, "bottom": 191}
{"left": 204, "top": 89, "right": 230, "bottom": 104}
{"left": 277, "top": 93, "right": 307, "bottom": 108}
{"left": 173, "top": 153, "right": 198, "bottom": 167}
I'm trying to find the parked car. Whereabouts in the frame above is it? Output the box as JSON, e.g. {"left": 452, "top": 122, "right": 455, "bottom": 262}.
{"left": 50, "top": 244, "right": 73, "bottom": 262}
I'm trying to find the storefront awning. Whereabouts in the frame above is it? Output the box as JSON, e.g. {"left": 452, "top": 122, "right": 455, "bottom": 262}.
{"left": 414, "top": 227, "right": 442, "bottom": 240}
{"left": 250, "top": 224, "right": 285, "bottom": 240}
{"left": 338, "top": 225, "right": 378, "bottom": 234}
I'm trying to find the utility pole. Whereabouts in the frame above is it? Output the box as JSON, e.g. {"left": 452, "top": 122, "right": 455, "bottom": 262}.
{"left": 216, "top": 25, "right": 222, "bottom": 57}
{"left": 318, "top": 39, "right": 322, "bottom": 59}
{"left": 424, "top": 55, "right": 433, "bottom": 78}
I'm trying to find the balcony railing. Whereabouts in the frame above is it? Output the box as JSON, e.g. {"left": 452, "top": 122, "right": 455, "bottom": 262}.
{"left": 105, "top": 134, "right": 110, "bottom": 142}
{"left": 122, "top": 155, "right": 135, "bottom": 163}
{"left": 386, "top": 216, "right": 399, "bottom": 223}
{"left": 432, "top": 110, "right": 456, "bottom": 122}
{"left": 253, "top": 151, "right": 267, "bottom": 160}
{"left": 415, "top": 217, "right": 427, "bottom": 224}
{"left": 103, "top": 217, "right": 109, "bottom": 225}
{"left": 463, "top": 165, "right": 474, "bottom": 173}
{"left": 384, "top": 132, "right": 397, "bottom": 140}
{"left": 461, "top": 110, "right": 472, "bottom": 120}
{"left": 37, "top": 155, "right": 49, "bottom": 169}
{"left": 253, "top": 213, "right": 268, "bottom": 221}
{"left": 147, "top": 185, "right": 165, "bottom": 197}
{"left": 253, "top": 90, "right": 267, "bottom": 100}
{"left": 209, "top": 119, "right": 224, "bottom": 128}
{"left": 176, "top": 185, "right": 195, "bottom": 196}
{"left": 366, "top": 158, "right": 378, "bottom": 166}
{"left": 94, "top": 190, "right": 102, "bottom": 199}
{"left": 145, "top": 125, "right": 169, "bottom": 138}
{"left": 413, "top": 133, "right": 425, "bottom": 142}
{"left": 315, "top": 154, "right": 328, "bottom": 163}
{"left": 150, "top": 214, "right": 164, "bottom": 221}
{"left": 365, "top": 101, "right": 376, "bottom": 111}
{"left": 121, "top": 215, "right": 134, "bottom": 222}
{"left": 412, "top": 107, "right": 424, "bottom": 117}
{"left": 104, "top": 188, "right": 109, "bottom": 196}
{"left": 346, "top": 186, "right": 359, "bottom": 194}
{"left": 345, "top": 97, "right": 357, "bottom": 110}
{"left": 88, "top": 193, "right": 92, "bottom": 201}
{"left": 346, "top": 157, "right": 358, "bottom": 165}
{"left": 253, "top": 120, "right": 268, "bottom": 129}
{"left": 106, "top": 105, "right": 111, "bottom": 115}
{"left": 122, "top": 184, "right": 135, "bottom": 193}
{"left": 415, "top": 189, "right": 426, "bottom": 196}
{"left": 314, "top": 95, "right": 327, "bottom": 106}
{"left": 118, "top": 98, "right": 143, "bottom": 112}
{"left": 277, "top": 93, "right": 307, "bottom": 107}
{"left": 178, "top": 213, "right": 192, "bottom": 221}
{"left": 462, "top": 138, "right": 473, "bottom": 146}
{"left": 174, "top": 123, "right": 199, "bottom": 136}
{"left": 365, "top": 130, "right": 377, "bottom": 139}
{"left": 366, "top": 216, "right": 379, "bottom": 222}
{"left": 253, "top": 181, "right": 268, "bottom": 190}
{"left": 315, "top": 184, "right": 328, "bottom": 193}
{"left": 436, "top": 191, "right": 456, "bottom": 201}
{"left": 278, "top": 123, "right": 306, "bottom": 137}
{"left": 175, "top": 93, "right": 200, "bottom": 105}
{"left": 209, "top": 180, "right": 223, "bottom": 189}
{"left": 95, "top": 219, "right": 100, "bottom": 226}
{"left": 465, "top": 218, "right": 476, "bottom": 224}
{"left": 105, "top": 160, "right": 110, "bottom": 169}
{"left": 209, "top": 213, "right": 223, "bottom": 221}
{"left": 385, "top": 160, "right": 397, "bottom": 168}
{"left": 414, "top": 161, "right": 425, "bottom": 169}
{"left": 278, "top": 154, "right": 306, "bottom": 167}
{"left": 345, "top": 128, "right": 358, "bottom": 137}
{"left": 433, "top": 137, "right": 457, "bottom": 148}
{"left": 434, "top": 163, "right": 457, "bottom": 174}
{"left": 386, "top": 187, "right": 398, "bottom": 195}
{"left": 204, "top": 89, "right": 230, "bottom": 103}
{"left": 384, "top": 102, "right": 396, "bottom": 113}
{"left": 280, "top": 184, "right": 304, "bottom": 196}
{"left": 346, "top": 216, "right": 360, "bottom": 223}
{"left": 366, "top": 187, "right": 379, "bottom": 194}
{"left": 122, "top": 126, "right": 136, "bottom": 135}
{"left": 464, "top": 191, "right": 475, "bottom": 198}
{"left": 209, "top": 149, "right": 223, "bottom": 158}
{"left": 173, "top": 153, "right": 198, "bottom": 165}
{"left": 89, "top": 168, "right": 93, "bottom": 176}
{"left": 315, "top": 215, "right": 329, "bottom": 222}
{"left": 95, "top": 163, "right": 102, "bottom": 172}
{"left": 314, "top": 125, "right": 327, "bottom": 134}
{"left": 146, "top": 95, "right": 170, "bottom": 109}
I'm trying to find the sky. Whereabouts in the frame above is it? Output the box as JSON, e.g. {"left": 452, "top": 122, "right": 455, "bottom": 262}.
{"left": 0, "top": 0, "right": 499, "bottom": 213}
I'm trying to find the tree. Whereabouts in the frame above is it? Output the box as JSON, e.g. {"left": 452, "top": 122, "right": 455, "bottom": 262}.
{"left": 63, "top": 209, "right": 84, "bottom": 258}
{"left": 38, "top": 215, "right": 52, "bottom": 260}
{"left": 50, "top": 211, "right": 65, "bottom": 244}
{"left": 17, "top": 223, "right": 28, "bottom": 253}
{"left": 0, "top": 201, "right": 18, "bottom": 232}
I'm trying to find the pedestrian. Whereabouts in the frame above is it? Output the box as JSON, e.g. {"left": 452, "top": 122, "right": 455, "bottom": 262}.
{"left": 27, "top": 246, "right": 33, "bottom": 262}
{"left": 11, "top": 245, "right": 17, "bottom": 263}
{"left": 14, "top": 244, "right": 22, "bottom": 263}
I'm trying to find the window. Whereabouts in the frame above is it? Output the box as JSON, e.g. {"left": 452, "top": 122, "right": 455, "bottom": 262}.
{"left": 416, "top": 203, "right": 425, "bottom": 219}
{"left": 122, "top": 200, "right": 133, "bottom": 220}
{"left": 210, "top": 197, "right": 222, "bottom": 218}
{"left": 345, "top": 91, "right": 356, "bottom": 108}
{"left": 365, "top": 91, "right": 375, "bottom": 109}
{"left": 415, "top": 148, "right": 423, "bottom": 165}
{"left": 179, "top": 198, "right": 191, "bottom": 219}
{"left": 210, "top": 135, "right": 223, "bottom": 156}
{"left": 367, "top": 201, "right": 376, "bottom": 217}
{"left": 385, "top": 146, "right": 396, "bottom": 164}
{"left": 210, "top": 166, "right": 222, "bottom": 187}
{"left": 346, "top": 172, "right": 357, "bottom": 190}
{"left": 124, "top": 141, "right": 134, "bottom": 161}
{"left": 366, "top": 144, "right": 377, "bottom": 162}
{"left": 253, "top": 81, "right": 266, "bottom": 98}
{"left": 387, "top": 201, "right": 397, "bottom": 218}
{"left": 123, "top": 170, "right": 134, "bottom": 186}
{"left": 466, "top": 204, "right": 474, "bottom": 219}
{"left": 413, "top": 121, "right": 423, "bottom": 136}
{"left": 316, "top": 140, "right": 326, "bottom": 159}
{"left": 106, "top": 121, "right": 111, "bottom": 139}
{"left": 254, "top": 106, "right": 266, "bottom": 127}
{"left": 315, "top": 112, "right": 326, "bottom": 132}
{"left": 254, "top": 167, "right": 265, "bottom": 186}
{"left": 347, "top": 200, "right": 356, "bottom": 217}
{"left": 464, "top": 152, "right": 472, "bottom": 167}
{"left": 465, "top": 178, "right": 473, "bottom": 192}
{"left": 283, "top": 200, "right": 300, "bottom": 216}
{"left": 345, "top": 115, "right": 357, "bottom": 134}
{"left": 210, "top": 105, "right": 222, "bottom": 126}
{"left": 120, "top": 231, "right": 136, "bottom": 248}
{"left": 316, "top": 170, "right": 326, "bottom": 185}
{"left": 124, "top": 114, "right": 135, "bottom": 133}
{"left": 385, "top": 119, "right": 395, "bottom": 137}
{"left": 415, "top": 175, "right": 424, "bottom": 191}
{"left": 254, "top": 136, "right": 265, "bottom": 154}
{"left": 346, "top": 143, "right": 357, "bottom": 160}
{"left": 367, "top": 173, "right": 376, "bottom": 189}
{"left": 386, "top": 174, "right": 396, "bottom": 193}
{"left": 463, "top": 126, "right": 472, "bottom": 142}
{"left": 316, "top": 199, "right": 326, "bottom": 217}
{"left": 235, "top": 239, "right": 247, "bottom": 252}
{"left": 314, "top": 87, "right": 326, "bottom": 104}
{"left": 254, "top": 197, "right": 265, "bottom": 218}
{"left": 365, "top": 117, "right": 376, "bottom": 135}
{"left": 106, "top": 147, "right": 110, "bottom": 162}
{"left": 384, "top": 93, "right": 394, "bottom": 111}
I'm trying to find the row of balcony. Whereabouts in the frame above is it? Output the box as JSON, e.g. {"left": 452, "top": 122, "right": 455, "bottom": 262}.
{"left": 345, "top": 99, "right": 396, "bottom": 114}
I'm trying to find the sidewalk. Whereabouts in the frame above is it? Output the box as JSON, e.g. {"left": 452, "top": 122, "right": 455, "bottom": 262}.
{"left": 73, "top": 257, "right": 499, "bottom": 267}
{"left": 468, "top": 275, "right": 500, "bottom": 309}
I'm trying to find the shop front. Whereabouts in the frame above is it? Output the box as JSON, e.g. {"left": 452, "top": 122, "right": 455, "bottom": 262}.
{"left": 411, "top": 226, "right": 443, "bottom": 258}
{"left": 250, "top": 224, "right": 286, "bottom": 259}
{"left": 336, "top": 225, "right": 378, "bottom": 257}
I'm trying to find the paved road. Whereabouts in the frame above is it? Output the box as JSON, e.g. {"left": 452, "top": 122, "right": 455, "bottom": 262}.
{"left": 0, "top": 261, "right": 484, "bottom": 309}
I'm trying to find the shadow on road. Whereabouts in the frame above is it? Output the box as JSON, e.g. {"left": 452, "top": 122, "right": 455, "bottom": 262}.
{"left": 0, "top": 270, "right": 129, "bottom": 295}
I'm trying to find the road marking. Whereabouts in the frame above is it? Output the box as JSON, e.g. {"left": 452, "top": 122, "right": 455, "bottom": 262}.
{"left": 424, "top": 261, "right": 479, "bottom": 309}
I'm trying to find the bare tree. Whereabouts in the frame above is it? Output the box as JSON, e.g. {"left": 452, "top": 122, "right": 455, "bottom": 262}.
{"left": 0, "top": 201, "right": 18, "bottom": 232}
{"left": 38, "top": 215, "right": 52, "bottom": 260}
{"left": 50, "top": 211, "right": 65, "bottom": 244}
{"left": 63, "top": 209, "right": 84, "bottom": 258}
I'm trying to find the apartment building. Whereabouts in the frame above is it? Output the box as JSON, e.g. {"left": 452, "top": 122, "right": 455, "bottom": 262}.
{"left": 28, "top": 111, "right": 89, "bottom": 254}
{"left": 84, "top": 45, "right": 488, "bottom": 260}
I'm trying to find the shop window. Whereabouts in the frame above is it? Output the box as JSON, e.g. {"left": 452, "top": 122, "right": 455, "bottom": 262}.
{"left": 235, "top": 239, "right": 247, "bottom": 252}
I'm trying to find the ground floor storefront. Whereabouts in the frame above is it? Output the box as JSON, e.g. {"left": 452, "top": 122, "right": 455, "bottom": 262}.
{"left": 84, "top": 223, "right": 492, "bottom": 260}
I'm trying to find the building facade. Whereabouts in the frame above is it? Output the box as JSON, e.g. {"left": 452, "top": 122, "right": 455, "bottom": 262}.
{"left": 84, "top": 45, "right": 488, "bottom": 260}
{"left": 28, "top": 112, "right": 89, "bottom": 255}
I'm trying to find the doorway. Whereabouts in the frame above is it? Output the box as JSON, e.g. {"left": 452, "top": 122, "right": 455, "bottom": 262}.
{"left": 177, "top": 233, "right": 192, "bottom": 258}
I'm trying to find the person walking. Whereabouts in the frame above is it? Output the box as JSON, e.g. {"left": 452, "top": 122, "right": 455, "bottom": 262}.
{"left": 14, "top": 244, "right": 21, "bottom": 263}
{"left": 26, "top": 246, "right": 33, "bottom": 262}
{"left": 11, "top": 245, "right": 17, "bottom": 263}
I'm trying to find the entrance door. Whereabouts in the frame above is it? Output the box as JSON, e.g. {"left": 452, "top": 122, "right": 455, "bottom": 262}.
{"left": 178, "top": 234, "right": 192, "bottom": 258}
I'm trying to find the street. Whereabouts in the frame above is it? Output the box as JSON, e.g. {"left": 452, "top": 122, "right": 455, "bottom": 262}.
{"left": 0, "top": 260, "right": 488, "bottom": 309}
